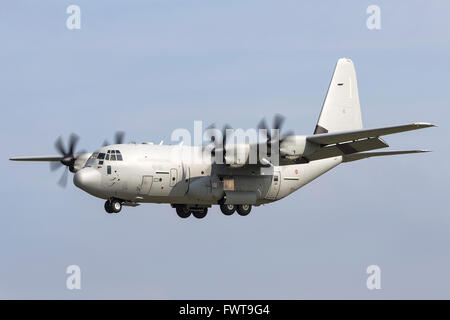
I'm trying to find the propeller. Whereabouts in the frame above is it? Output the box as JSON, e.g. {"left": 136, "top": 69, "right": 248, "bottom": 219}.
{"left": 257, "top": 113, "right": 294, "bottom": 156}
{"left": 205, "top": 123, "right": 232, "bottom": 163}
{"left": 102, "top": 131, "right": 125, "bottom": 147}
{"left": 50, "top": 133, "right": 84, "bottom": 187}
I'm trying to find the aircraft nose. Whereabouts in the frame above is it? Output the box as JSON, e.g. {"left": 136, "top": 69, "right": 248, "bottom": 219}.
{"left": 74, "top": 167, "right": 101, "bottom": 192}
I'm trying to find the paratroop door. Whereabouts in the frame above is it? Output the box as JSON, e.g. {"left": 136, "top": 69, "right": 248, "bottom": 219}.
{"left": 265, "top": 171, "right": 281, "bottom": 200}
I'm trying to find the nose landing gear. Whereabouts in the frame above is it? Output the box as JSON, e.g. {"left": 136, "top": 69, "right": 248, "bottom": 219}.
{"left": 104, "top": 199, "right": 122, "bottom": 214}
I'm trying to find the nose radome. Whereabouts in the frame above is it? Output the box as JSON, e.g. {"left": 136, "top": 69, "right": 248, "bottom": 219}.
{"left": 74, "top": 167, "right": 101, "bottom": 192}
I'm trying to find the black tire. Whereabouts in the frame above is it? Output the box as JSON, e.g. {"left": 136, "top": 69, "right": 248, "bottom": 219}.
{"left": 236, "top": 204, "right": 252, "bottom": 216}
{"left": 111, "top": 199, "right": 122, "bottom": 213}
{"left": 220, "top": 204, "right": 236, "bottom": 216}
{"left": 193, "top": 208, "right": 207, "bottom": 219}
{"left": 104, "top": 201, "right": 114, "bottom": 214}
{"left": 176, "top": 206, "right": 191, "bottom": 218}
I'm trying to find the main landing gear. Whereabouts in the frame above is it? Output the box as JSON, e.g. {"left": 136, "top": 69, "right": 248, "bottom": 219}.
{"left": 104, "top": 199, "right": 122, "bottom": 214}
{"left": 174, "top": 204, "right": 253, "bottom": 219}
{"left": 220, "top": 204, "right": 252, "bottom": 216}
{"left": 175, "top": 205, "right": 208, "bottom": 219}
{"left": 220, "top": 204, "right": 236, "bottom": 215}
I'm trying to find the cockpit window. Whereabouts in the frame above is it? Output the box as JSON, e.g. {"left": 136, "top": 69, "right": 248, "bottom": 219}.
{"left": 98, "top": 153, "right": 105, "bottom": 159}
{"left": 104, "top": 149, "right": 123, "bottom": 161}
{"left": 84, "top": 152, "right": 99, "bottom": 167}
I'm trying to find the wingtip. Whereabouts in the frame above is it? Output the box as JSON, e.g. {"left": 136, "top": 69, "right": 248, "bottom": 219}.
{"left": 412, "top": 122, "right": 437, "bottom": 128}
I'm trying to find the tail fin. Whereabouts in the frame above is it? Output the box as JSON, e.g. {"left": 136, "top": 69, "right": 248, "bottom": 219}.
{"left": 314, "top": 58, "right": 363, "bottom": 134}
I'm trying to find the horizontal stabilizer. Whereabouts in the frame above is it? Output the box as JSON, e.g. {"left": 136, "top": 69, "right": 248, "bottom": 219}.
{"left": 302, "top": 137, "right": 388, "bottom": 162}
{"left": 342, "top": 150, "right": 430, "bottom": 163}
{"left": 307, "top": 123, "right": 435, "bottom": 145}
{"left": 10, "top": 155, "right": 64, "bottom": 162}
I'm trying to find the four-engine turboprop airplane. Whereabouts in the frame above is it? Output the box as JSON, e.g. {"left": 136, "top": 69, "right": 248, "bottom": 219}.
{"left": 10, "top": 58, "right": 435, "bottom": 218}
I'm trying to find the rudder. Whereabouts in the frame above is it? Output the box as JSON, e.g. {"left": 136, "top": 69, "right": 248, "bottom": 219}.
{"left": 314, "top": 58, "right": 363, "bottom": 134}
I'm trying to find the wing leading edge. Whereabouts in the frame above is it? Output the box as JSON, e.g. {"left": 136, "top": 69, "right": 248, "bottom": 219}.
{"left": 10, "top": 155, "right": 64, "bottom": 162}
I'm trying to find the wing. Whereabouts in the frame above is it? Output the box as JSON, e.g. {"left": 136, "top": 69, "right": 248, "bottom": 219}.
{"left": 10, "top": 155, "right": 64, "bottom": 162}
{"left": 307, "top": 122, "right": 435, "bottom": 145}
{"left": 342, "top": 150, "right": 430, "bottom": 162}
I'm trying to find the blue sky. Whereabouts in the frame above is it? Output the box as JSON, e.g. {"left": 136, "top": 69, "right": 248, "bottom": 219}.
{"left": 1, "top": 0, "right": 449, "bottom": 298}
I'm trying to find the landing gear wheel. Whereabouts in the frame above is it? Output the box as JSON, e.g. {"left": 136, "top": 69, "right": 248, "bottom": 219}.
{"left": 220, "top": 204, "right": 236, "bottom": 216}
{"left": 176, "top": 206, "right": 191, "bottom": 219}
{"left": 236, "top": 204, "right": 252, "bottom": 216}
{"left": 104, "top": 201, "right": 114, "bottom": 214}
{"left": 193, "top": 208, "right": 207, "bottom": 219}
{"left": 111, "top": 199, "right": 122, "bottom": 213}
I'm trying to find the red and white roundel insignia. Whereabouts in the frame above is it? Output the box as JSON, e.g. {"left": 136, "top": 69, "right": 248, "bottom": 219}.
{"left": 295, "top": 169, "right": 299, "bottom": 174}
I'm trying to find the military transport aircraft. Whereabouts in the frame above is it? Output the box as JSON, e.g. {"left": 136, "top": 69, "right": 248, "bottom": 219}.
{"left": 10, "top": 58, "right": 434, "bottom": 218}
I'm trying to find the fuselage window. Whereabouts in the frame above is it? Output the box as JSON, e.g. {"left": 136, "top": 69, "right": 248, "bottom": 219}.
{"left": 107, "top": 165, "right": 111, "bottom": 175}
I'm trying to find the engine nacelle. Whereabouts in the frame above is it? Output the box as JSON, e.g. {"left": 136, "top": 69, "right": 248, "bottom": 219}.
{"left": 224, "top": 143, "right": 252, "bottom": 168}
{"left": 279, "top": 135, "right": 320, "bottom": 159}
{"left": 222, "top": 136, "right": 320, "bottom": 166}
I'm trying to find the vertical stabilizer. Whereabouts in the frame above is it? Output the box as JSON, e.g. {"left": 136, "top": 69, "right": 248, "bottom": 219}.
{"left": 314, "top": 58, "right": 363, "bottom": 134}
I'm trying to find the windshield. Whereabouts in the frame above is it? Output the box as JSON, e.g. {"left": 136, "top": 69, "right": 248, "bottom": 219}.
{"left": 84, "top": 150, "right": 124, "bottom": 167}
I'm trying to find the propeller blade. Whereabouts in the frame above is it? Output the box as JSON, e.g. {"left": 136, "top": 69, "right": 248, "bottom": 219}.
{"left": 54, "top": 136, "right": 66, "bottom": 156}
{"left": 68, "top": 133, "right": 79, "bottom": 156}
{"left": 58, "top": 167, "right": 69, "bottom": 187}
{"left": 222, "top": 124, "right": 232, "bottom": 146}
{"left": 50, "top": 161, "right": 63, "bottom": 171}
{"left": 257, "top": 118, "right": 271, "bottom": 141}
{"left": 273, "top": 113, "right": 285, "bottom": 130}
{"left": 115, "top": 131, "right": 125, "bottom": 144}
